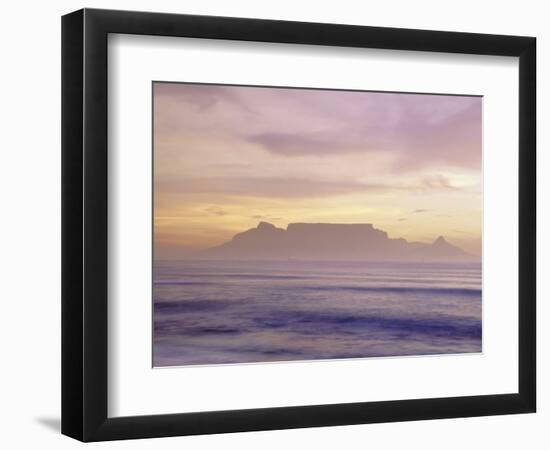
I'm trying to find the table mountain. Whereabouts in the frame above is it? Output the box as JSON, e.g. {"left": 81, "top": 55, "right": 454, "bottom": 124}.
{"left": 200, "top": 221, "right": 475, "bottom": 262}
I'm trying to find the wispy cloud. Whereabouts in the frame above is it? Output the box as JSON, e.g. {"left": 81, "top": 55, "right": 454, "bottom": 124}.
{"left": 155, "top": 83, "right": 481, "bottom": 172}
{"left": 247, "top": 131, "right": 380, "bottom": 156}
{"left": 204, "top": 206, "right": 228, "bottom": 216}
{"left": 156, "top": 174, "right": 465, "bottom": 199}
{"left": 252, "top": 214, "right": 281, "bottom": 221}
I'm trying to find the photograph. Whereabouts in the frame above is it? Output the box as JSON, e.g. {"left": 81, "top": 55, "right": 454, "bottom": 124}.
{"left": 0, "top": 1, "right": 542, "bottom": 446}
{"left": 152, "top": 82, "right": 483, "bottom": 367}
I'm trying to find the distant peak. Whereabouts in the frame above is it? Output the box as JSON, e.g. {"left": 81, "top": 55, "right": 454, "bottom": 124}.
{"left": 257, "top": 221, "right": 276, "bottom": 230}
{"left": 201, "top": 222, "right": 473, "bottom": 261}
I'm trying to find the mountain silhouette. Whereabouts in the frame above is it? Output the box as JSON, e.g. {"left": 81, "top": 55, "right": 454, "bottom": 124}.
{"left": 200, "top": 222, "right": 476, "bottom": 262}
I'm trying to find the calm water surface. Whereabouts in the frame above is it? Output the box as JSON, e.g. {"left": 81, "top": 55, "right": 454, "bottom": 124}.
{"left": 153, "top": 260, "right": 481, "bottom": 366}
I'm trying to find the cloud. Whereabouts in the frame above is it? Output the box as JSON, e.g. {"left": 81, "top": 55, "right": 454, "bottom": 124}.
{"left": 387, "top": 100, "right": 482, "bottom": 172}
{"left": 158, "top": 176, "right": 386, "bottom": 198}
{"left": 157, "top": 174, "right": 463, "bottom": 200}
{"left": 155, "top": 83, "right": 481, "bottom": 173}
{"left": 252, "top": 214, "right": 281, "bottom": 221}
{"left": 413, "top": 209, "right": 430, "bottom": 214}
{"left": 154, "top": 82, "right": 252, "bottom": 113}
{"left": 204, "top": 206, "right": 228, "bottom": 216}
{"left": 421, "top": 175, "right": 457, "bottom": 190}
{"left": 244, "top": 91, "right": 482, "bottom": 172}
{"left": 247, "top": 131, "right": 379, "bottom": 156}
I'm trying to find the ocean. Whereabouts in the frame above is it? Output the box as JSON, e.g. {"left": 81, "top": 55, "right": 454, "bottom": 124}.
{"left": 153, "top": 260, "right": 481, "bottom": 367}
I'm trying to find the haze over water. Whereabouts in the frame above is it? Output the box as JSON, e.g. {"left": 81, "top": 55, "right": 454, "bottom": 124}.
{"left": 153, "top": 260, "right": 481, "bottom": 367}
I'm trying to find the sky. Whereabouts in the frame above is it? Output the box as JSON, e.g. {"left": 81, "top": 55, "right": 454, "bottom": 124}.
{"left": 153, "top": 82, "right": 482, "bottom": 257}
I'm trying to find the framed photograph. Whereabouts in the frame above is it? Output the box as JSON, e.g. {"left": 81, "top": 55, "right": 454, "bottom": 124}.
{"left": 61, "top": 8, "right": 536, "bottom": 441}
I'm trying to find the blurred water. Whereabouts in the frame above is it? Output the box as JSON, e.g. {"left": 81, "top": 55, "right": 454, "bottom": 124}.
{"left": 153, "top": 260, "right": 481, "bottom": 367}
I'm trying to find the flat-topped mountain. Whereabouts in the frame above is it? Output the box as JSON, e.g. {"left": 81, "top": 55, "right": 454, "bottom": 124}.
{"left": 200, "top": 222, "right": 476, "bottom": 262}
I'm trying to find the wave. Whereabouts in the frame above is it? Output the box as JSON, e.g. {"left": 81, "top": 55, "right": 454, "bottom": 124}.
{"left": 155, "top": 299, "right": 234, "bottom": 313}
{"left": 154, "top": 280, "right": 480, "bottom": 297}
{"left": 155, "top": 272, "right": 480, "bottom": 283}
{"left": 256, "top": 310, "right": 482, "bottom": 339}
{"left": 294, "top": 285, "right": 481, "bottom": 296}
{"left": 154, "top": 281, "right": 213, "bottom": 286}
{"left": 155, "top": 307, "right": 482, "bottom": 340}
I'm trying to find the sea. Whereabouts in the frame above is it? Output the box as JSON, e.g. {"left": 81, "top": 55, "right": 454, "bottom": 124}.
{"left": 153, "top": 260, "right": 481, "bottom": 367}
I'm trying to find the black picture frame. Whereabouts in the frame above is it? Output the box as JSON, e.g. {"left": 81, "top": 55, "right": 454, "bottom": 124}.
{"left": 61, "top": 8, "right": 536, "bottom": 442}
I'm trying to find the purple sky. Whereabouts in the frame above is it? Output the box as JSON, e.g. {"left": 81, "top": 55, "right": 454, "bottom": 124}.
{"left": 154, "top": 83, "right": 482, "bottom": 256}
